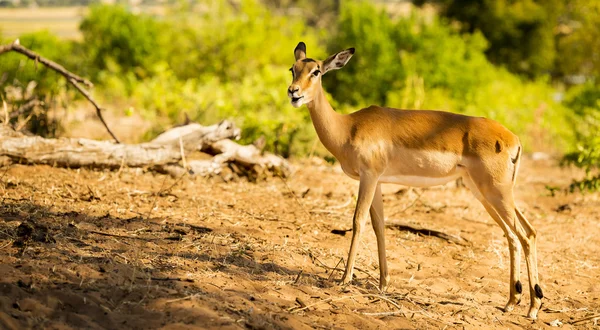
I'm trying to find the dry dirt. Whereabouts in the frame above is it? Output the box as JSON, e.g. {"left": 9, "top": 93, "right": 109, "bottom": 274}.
{"left": 0, "top": 158, "right": 599, "bottom": 329}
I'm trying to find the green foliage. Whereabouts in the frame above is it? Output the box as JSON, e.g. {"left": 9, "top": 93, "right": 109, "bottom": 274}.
{"left": 79, "top": 4, "right": 164, "bottom": 79}
{"left": 325, "top": 1, "right": 404, "bottom": 106}
{"left": 161, "top": 0, "right": 325, "bottom": 82}
{"left": 87, "top": 0, "right": 324, "bottom": 156}
{"left": 561, "top": 83, "right": 600, "bottom": 192}
{"left": 555, "top": 1, "right": 600, "bottom": 80}
{"left": 415, "top": 0, "right": 560, "bottom": 77}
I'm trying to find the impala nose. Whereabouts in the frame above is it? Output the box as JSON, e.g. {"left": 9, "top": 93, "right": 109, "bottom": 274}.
{"left": 288, "top": 86, "right": 299, "bottom": 96}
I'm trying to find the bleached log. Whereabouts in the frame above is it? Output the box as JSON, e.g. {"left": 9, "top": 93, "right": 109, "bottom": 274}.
{"left": 150, "top": 120, "right": 241, "bottom": 150}
{"left": 1, "top": 133, "right": 182, "bottom": 168}
{"left": 0, "top": 124, "right": 291, "bottom": 180}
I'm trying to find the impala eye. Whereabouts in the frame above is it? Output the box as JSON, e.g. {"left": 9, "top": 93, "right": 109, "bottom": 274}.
{"left": 312, "top": 70, "right": 320, "bottom": 77}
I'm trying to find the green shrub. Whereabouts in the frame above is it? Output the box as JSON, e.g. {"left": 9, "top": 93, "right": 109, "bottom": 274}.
{"left": 561, "top": 83, "right": 600, "bottom": 192}
{"left": 80, "top": 4, "right": 165, "bottom": 79}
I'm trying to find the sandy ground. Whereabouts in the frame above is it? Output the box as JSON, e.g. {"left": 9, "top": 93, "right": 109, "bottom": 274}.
{"left": 0, "top": 158, "right": 599, "bottom": 329}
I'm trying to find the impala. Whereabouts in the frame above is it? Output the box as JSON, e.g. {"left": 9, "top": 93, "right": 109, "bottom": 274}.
{"left": 287, "top": 42, "right": 543, "bottom": 319}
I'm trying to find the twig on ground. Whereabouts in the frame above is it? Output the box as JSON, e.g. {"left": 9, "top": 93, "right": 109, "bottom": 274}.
{"left": 293, "top": 270, "right": 304, "bottom": 284}
{"left": 570, "top": 314, "right": 600, "bottom": 325}
{"left": 277, "top": 173, "right": 311, "bottom": 219}
{"left": 289, "top": 293, "right": 401, "bottom": 313}
{"left": 358, "top": 310, "right": 406, "bottom": 318}
{"left": 327, "top": 258, "right": 344, "bottom": 281}
{"left": 0, "top": 240, "right": 13, "bottom": 249}
{"left": 295, "top": 297, "right": 308, "bottom": 308}
{"left": 398, "top": 190, "right": 423, "bottom": 213}
{"left": 88, "top": 230, "right": 156, "bottom": 241}
{"left": 385, "top": 221, "right": 468, "bottom": 245}
{"left": 165, "top": 294, "right": 201, "bottom": 304}
{"left": 137, "top": 276, "right": 194, "bottom": 283}
{"left": 305, "top": 248, "right": 379, "bottom": 284}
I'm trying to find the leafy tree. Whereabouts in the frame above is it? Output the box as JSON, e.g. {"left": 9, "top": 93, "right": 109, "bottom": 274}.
{"left": 414, "top": 0, "right": 561, "bottom": 78}
{"left": 561, "top": 83, "right": 600, "bottom": 191}
{"left": 324, "top": 1, "right": 404, "bottom": 106}
{"left": 79, "top": 5, "right": 165, "bottom": 79}
{"left": 555, "top": 0, "right": 600, "bottom": 80}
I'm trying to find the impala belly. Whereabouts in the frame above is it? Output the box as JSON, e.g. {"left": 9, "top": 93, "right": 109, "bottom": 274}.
{"left": 378, "top": 172, "right": 463, "bottom": 187}
{"left": 337, "top": 148, "right": 464, "bottom": 187}
{"left": 380, "top": 148, "right": 465, "bottom": 187}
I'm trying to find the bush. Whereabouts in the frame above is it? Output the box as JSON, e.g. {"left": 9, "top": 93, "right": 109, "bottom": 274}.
{"left": 84, "top": 0, "right": 325, "bottom": 156}
{"left": 561, "top": 83, "right": 600, "bottom": 191}
{"left": 80, "top": 4, "right": 165, "bottom": 79}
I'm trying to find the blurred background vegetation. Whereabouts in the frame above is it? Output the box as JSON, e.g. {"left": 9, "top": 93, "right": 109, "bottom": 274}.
{"left": 0, "top": 0, "right": 598, "bottom": 187}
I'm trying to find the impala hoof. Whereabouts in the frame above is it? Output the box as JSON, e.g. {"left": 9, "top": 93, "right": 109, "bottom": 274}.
{"left": 378, "top": 275, "right": 390, "bottom": 292}
{"left": 340, "top": 274, "right": 353, "bottom": 286}
{"left": 527, "top": 308, "right": 539, "bottom": 320}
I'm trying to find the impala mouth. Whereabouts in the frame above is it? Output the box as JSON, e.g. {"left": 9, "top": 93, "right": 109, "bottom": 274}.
{"left": 291, "top": 96, "right": 303, "bottom": 103}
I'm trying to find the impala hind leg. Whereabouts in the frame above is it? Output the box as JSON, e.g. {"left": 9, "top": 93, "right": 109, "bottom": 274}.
{"left": 462, "top": 175, "right": 523, "bottom": 312}
{"left": 370, "top": 184, "right": 390, "bottom": 291}
{"left": 515, "top": 206, "right": 543, "bottom": 319}
{"left": 341, "top": 172, "right": 379, "bottom": 285}
{"left": 469, "top": 174, "right": 543, "bottom": 319}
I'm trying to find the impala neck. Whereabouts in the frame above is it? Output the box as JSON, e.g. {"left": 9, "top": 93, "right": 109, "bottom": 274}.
{"left": 307, "top": 87, "right": 348, "bottom": 156}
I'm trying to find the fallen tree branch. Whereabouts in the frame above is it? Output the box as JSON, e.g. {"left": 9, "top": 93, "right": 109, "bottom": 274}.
{"left": 0, "top": 123, "right": 290, "bottom": 180}
{"left": 0, "top": 40, "right": 119, "bottom": 143}
{"left": 0, "top": 129, "right": 182, "bottom": 168}
{"left": 151, "top": 121, "right": 241, "bottom": 151}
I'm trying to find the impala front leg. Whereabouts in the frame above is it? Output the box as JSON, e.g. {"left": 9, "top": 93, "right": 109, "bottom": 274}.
{"left": 341, "top": 172, "right": 380, "bottom": 285}
{"left": 370, "top": 183, "right": 390, "bottom": 291}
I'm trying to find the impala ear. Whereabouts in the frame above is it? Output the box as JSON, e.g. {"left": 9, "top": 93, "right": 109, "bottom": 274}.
{"left": 322, "top": 48, "right": 355, "bottom": 74}
{"left": 294, "top": 42, "right": 306, "bottom": 61}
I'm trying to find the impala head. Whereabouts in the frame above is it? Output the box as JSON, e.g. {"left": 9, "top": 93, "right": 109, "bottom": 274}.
{"left": 288, "top": 42, "right": 355, "bottom": 108}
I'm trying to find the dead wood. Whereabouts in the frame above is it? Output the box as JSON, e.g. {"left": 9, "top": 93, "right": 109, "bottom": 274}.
{"left": 10, "top": 99, "right": 41, "bottom": 120}
{"left": 150, "top": 120, "right": 241, "bottom": 151}
{"left": 0, "top": 40, "right": 119, "bottom": 143}
{"left": 0, "top": 132, "right": 182, "bottom": 168}
{"left": 385, "top": 222, "right": 468, "bottom": 245}
{"left": 0, "top": 123, "right": 291, "bottom": 180}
